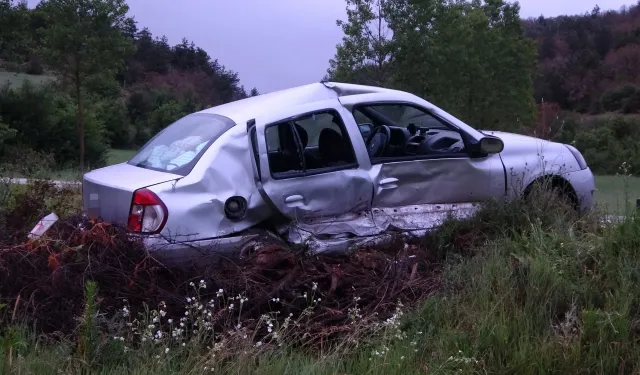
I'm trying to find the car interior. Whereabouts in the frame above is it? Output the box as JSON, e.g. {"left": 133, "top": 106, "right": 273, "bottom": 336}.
{"left": 265, "top": 111, "right": 357, "bottom": 175}
{"left": 353, "top": 104, "right": 467, "bottom": 160}
{"left": 264, "top": 104, "right": 468, "bottom": 175}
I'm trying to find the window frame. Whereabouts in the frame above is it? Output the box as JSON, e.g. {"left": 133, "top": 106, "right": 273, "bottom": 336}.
{"left": 263, "top": 108, "right": 360, "bottom": 181}
{"left": 249, "top": 126, "right": 261, "bottom": 181}
{"left": 351, "top": 101, "right": 475, "bottom": 165}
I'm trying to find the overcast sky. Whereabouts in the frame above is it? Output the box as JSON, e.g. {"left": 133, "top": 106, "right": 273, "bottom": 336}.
{"left": 28, "top": 0, "right": 638, "bottom": 93}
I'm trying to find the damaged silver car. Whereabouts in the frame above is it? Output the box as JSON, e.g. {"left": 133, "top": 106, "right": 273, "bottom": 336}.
{"left": 82, "top": 82, "right": 595, "bottom": 263}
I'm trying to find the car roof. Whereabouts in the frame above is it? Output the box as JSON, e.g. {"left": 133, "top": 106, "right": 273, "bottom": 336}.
{"left": 198, "top": 82, "right": 400, "bottom": 125}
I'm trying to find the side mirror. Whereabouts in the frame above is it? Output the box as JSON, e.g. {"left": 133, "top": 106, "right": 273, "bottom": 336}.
{"left": 479, "top": 136, "right": 504, "bottom": 154}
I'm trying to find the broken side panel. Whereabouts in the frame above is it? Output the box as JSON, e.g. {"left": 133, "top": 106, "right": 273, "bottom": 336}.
{"left": 250, "top": 98, "right": 376, "bottom": 233}
{"left": 367, "top": 155, "right": 506, "bottom": 231}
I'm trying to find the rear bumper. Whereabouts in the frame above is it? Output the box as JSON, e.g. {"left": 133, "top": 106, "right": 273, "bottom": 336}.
{"left": 564, "top": 167, "right": 596, "bottom": 212}
{"left": 137, "top": 233, "right": 263, "bottom": 266}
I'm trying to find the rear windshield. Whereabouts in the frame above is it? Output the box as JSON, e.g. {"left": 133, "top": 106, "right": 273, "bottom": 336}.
{"left": 128, "top": 112, "right": 236, "bottom": 176}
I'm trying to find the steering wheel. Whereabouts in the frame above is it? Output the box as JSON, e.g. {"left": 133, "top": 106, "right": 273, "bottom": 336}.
{"left": 365, "top": 125, "right": 391, "bottom": 158}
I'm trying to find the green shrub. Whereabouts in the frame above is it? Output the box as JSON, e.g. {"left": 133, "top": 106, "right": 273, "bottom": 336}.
{"left": 0, "top": 80, "right": 108, "bottom": 169}
{"left": 558, "top": 114, "right": 640, "bottom": 175}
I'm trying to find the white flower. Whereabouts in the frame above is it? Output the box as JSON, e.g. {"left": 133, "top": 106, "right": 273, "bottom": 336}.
{"left": 186, "top": 297, "right": 192, "bottom": 303}
{"left": 164, "top": 348, "right": 170, "bottom": 354}
{"left": 160, "top": 310, "right": 166, "bottom": 317}
{"left": 167, "top": 319, "right": 173, "bottom": 324}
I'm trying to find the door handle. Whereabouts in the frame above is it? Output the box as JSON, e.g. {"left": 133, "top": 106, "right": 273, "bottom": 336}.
{"left": 285, "top": 195, "right": 304, "bottom": 204}
{"left": 379, "top": 177, "right": 399, "bottom": 186}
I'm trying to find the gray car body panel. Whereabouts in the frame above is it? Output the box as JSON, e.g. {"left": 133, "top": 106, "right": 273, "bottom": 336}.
{"left": 81, "top": 82, "right": 596, "bottom": 262}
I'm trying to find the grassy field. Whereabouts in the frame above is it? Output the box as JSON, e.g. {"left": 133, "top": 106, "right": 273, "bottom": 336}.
{"left": 0, "top": 71, "right": 55, "bottom": 88}
{"left": 594, "top": 175, "right": 640, "bottom": 214}
{"left": 107, "top": 149, "right": 136, "bottom": 164}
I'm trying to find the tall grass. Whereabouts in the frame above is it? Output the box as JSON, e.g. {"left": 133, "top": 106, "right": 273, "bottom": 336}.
{"left": 2, "top": 182, "right": 640, "bottom": 374}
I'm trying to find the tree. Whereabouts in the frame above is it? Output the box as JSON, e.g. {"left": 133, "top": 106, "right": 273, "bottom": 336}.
{"left": 326, "top": 0, "right": 395, "bottom": 86}
{"left": 329, "top": 0, "right": 537, "bottom": 131}
{"left": 0, "top": 0, "right": 32, "bottom": 66}
{"left": 250, "top": 87, "right": 259, "bottom": 96}
{"left": 37, "top": 0, "right": 134, "bottom": 172}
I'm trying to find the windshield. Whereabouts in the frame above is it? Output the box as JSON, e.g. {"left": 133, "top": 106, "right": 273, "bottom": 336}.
{"left": 128, "top": 112, "right": 236, "bottom": 176}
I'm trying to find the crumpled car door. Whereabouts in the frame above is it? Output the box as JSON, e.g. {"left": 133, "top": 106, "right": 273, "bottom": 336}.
{"left": 247, "top": 98, "right": 376, "bottom": 242}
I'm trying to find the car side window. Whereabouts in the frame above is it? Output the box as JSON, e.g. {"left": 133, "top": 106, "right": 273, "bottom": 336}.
{"left": 352, "top": 103, "right": 467, "bottom": 163}
{"left": 265, "top": 109, "right": 358, "bottom": 178}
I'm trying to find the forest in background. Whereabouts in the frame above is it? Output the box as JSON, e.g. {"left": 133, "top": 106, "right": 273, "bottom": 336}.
{"left": 1, "top": 0, "right": 640, "bottom": 174}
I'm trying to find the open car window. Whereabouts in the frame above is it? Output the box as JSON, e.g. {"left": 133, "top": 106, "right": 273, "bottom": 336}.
{"left": 352, "top": 102, "right": 467, "bottom": 162}
{"left": 128, "top": 113, "right": 236, "bottom": 176}
{"left": 264, "top": 109, "right": 358, "bottom": 179}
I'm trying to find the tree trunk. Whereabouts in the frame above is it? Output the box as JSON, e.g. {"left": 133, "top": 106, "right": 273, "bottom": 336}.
{"left": 75, "top": 72, "right": 85, "bottom": 173}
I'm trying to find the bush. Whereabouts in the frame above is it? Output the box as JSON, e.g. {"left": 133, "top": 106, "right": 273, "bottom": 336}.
{"left": 94, "top": 98, "right": 133, "bottom": 150}
{"left": 557, "top": 113, "right": 640, "bottom": 175}
{"left": 0, "top": 81, "right": 108, "bottom": 169}
{"left": 0, "top": 180, "right": 81, "bottom": 244}
{"left": 600, "top": 84, "right": 640, "bottom": 113}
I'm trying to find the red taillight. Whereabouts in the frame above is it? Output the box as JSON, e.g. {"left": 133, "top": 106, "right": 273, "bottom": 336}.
{"left": 127, "top": 188, "right": 168, "bottom": 234}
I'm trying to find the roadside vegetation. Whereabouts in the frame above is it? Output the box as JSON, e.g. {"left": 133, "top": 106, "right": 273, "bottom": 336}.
{"left": 0, "top": 175, "right": 639, "bottom": 374}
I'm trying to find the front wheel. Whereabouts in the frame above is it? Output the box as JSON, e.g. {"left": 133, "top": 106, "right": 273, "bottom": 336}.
{"left": 523, "top": 178, "right": 579, "bottom": 212}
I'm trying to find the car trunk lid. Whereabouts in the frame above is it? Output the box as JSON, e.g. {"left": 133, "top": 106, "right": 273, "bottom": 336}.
{"left": 82, "top": 163, "right": 181, "bottom": 226}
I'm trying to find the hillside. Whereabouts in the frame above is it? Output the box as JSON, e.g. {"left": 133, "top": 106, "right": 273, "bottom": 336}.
{"left": 524, "top": 4, "right": 640, "bottom": 114}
